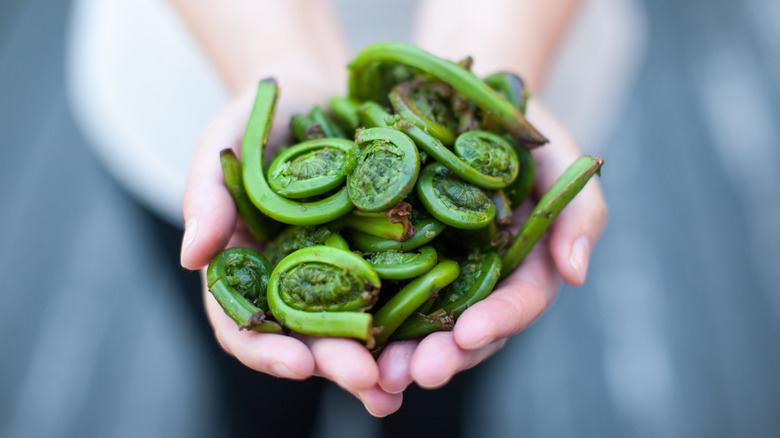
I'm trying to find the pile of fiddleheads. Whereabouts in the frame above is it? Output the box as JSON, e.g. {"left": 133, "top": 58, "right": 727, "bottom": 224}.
{"left": 206, "top": 42, "right": 603, "bottom": 350}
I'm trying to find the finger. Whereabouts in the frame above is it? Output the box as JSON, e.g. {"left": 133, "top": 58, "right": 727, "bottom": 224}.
{"left": 301, "top": 336, "right": 379, "bottom": 391}
{"left": 525, "top": 100, "right": 608, "bottom": 285}
{"left": 409, "top": 331, "right": 505, "bottom": 389}
{"left": 181, "top": 95, "right": 254, "bottom": 270}
{"left": 377, "top": 339, "right": 418, "bottom": 394}
{"left": 203, "top": 287, "right": 315, "bottom": 379}
{"left": 356, "top": 385, "right": 404, "bottom": 418}
{"left": 453, "top": 242, "right": 560, "bottom": 350}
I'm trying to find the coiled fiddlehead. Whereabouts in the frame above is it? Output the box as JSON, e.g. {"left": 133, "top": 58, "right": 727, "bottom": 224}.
{"left": 242, "top": 79, "right": 354, "bottom": 225}
{"left": 207, "top": 247, "right": 283, "bottom": 333}
{"left": 348, "top": 42, "right": 547, "bottom": 146}
{"left": 389, "top": 80, "right": 460, "bottom": 146}
{"left": 267, "top": 246, "right": 381, "bottom": 343}
{"left": 366, "top": 246, "right": 438, "bottom": 280}
{"left": 372, "top": 258, "right": 460, "bottom": 347}
{"left": 347, "top": 127, "right": 420, "bottom": 212}
{"left": 393, "top": 251, "right": 501, "bottom": 339}
{"left": 359, "top": 102, "right": 517, "bottom": 191}
{"left": 454, "top": 130, "right": 519, "bottom": 188}
{"left": 267, "top": 138, "right": 358, "bottom": 199}
{"left": 417, "top": 162, "right": 496, "bottom": 229}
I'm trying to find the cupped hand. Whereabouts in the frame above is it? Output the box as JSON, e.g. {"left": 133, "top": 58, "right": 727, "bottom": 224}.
{"left": 374, "top": 99, "right": 607, "bottom": 396}
{"left": 180, "top": 89, "right": 606, "bottom": 417}
{"left": 180, "top": 88, "right": 403, "bottom": 417}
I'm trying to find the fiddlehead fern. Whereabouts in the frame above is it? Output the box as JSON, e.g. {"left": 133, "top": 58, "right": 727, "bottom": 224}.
{"left": 290, "top": 113, "right": 326, "bottom": 141}
{"left": 454, "top": 130, "right": 519, "bottom": 188}
{"left": 349, "top": 215, "right": 446, "bottom": 253}
{"left": 219, "top": 148, "right": 281, "bottom": 241}
{"left": 329, "top": 96, "right": 362, "bottom": 134}
{"left": 417, "top": 162, "right": 496, "bottom": 229}
{"left": 389, "top": 80, "right": 460, "bottom": 146}
{"left": 266, "top": 138, "right": 358, "bottom": 199}
{"left": 393, "top": 251, "right": 501, "bottom": 339}
{"left": 265, "top": 225, "right": 351, "bottom": 266}
{"left": 331, "top": 207, "right": 416, "bottom": 242}
{"left": 348, "top": 42, "right": 547, "bottom": 146}
{"left": 267, "top": 246, "right": 381, "bottom": 343}
{"left": 310, "top": 106, "right": 346, "bottom": 139}
{"left": 441, "top": 221, "right": 512, "bottom": 254}
{"left": 372, "top": 258, "right": 460, "bottom": 347}
{"left": 502, "top": 145, "right": 535, "bottom": 209}
{"left": 501, "top": 155, "right": 604, "bottom": 278}
{"left": 206, "top": 247, "right": 283, "bottom": 333}
{"left": 242, "top": 79, "right": 354, "bottom": 225}
{"left": 346, "top": 127, "right": 420, "bottom": 212}
{"left": 366, "top": 246, "right": 438, "bottom": 280}
{"left": 490, "top": 190, "right": 514, "bottom": 225}
{"left": 359, "top": 102, "right": 518, "bottom": 190}
{"left": 289, "top": 106, "right": 346, "bottom": 142}
{"left": 483, "top": 71, "right": 535, "bottom": 209}
{"left": 348, "top": 60, "right": 417, "bottom": 107}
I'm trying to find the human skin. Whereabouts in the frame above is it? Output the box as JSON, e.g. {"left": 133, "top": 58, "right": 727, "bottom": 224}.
{"left": 175, "top": 0, "right": 605, "bottom": 417}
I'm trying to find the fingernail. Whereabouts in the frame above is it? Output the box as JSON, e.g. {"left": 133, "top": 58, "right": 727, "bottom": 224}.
{"left": 419, "top": 375, "right": 452, "bottom": 390}
{"left": 270, "top": 362, "right": 300, "bottom": 379}
{"left": 468, "top": 335, "right": 491, "bottom": 350}
{"left": 379, "top": 382, "right": 408, "bottom": 395}
{"left": 358, "top": 390, "right": 389, "bottom": 418}
{"left": 363, "top": 402, "right": 383, "bottom": 418}
{"left": 570, "top": 236, "right": 591, "bottom": 283}
{"left": 181, "top": 218, "right": 198, "bottom": 265}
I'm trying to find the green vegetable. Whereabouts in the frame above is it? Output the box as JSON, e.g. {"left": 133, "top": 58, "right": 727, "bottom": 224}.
{"left": 349, "top": 215, "right": 446, "bottom": 253}
{"left": 206, "top": 247, "right": 283, "bottom": 333}
{"left": 205, "top": 44, "right": 604, "bottom": 347}
{"left": 267, "top": 246, "right": 381, "bottom": 344}
{"left": 366, "top": 246, "right": 438, "bottom": 280}
{"left": 393, "top": 251, "right": 501, "bottom": 339}
{"left": 500, "top": 155, "right": 604, "bottom": 278}
{"left": 347, "top": 127, "right": 420, "bottom": 212}
{"left": 348, "top": 42, "right": 548, "bottom": 146}
{"left": 242, "top": 79, "right": 354, "bottom": 225}
{"left": 372, "top": 259, "right": 460, "bottom": 347}
{"left": 219, "top": 149, "right": 281, "bottom": 241}
{"left": 360, "top": 102, "right": 520, "bottom": 190}
{"left": 417, "top": 162, "right": 496, "bottom": 230}
{"left": 266, "top": 138, "right": 358, "bottom": 199}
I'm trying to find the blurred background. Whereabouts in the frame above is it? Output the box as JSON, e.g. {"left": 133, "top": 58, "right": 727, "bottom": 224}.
{"left": 1, "top": 0, "right": 779, "bottom": 437}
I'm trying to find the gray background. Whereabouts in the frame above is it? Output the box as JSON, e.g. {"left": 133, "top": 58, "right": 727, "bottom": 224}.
{"left": 2, "top": 0, "right": 779, "bottom": 437}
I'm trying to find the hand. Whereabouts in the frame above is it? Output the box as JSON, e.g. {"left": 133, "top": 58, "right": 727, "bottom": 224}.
{"left": 180, "top": 88, "right": 403, "bottom": 417}
{"left": 180, "top": 89, "right": 605, "bottom": 417}
{"left": 373, "top": 99, "right": 607, "bottom": 399}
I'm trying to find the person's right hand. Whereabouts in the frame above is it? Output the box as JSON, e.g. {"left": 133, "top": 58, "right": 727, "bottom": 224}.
{"left": 179, "top": 88, "right": 404, "bottom": 417}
